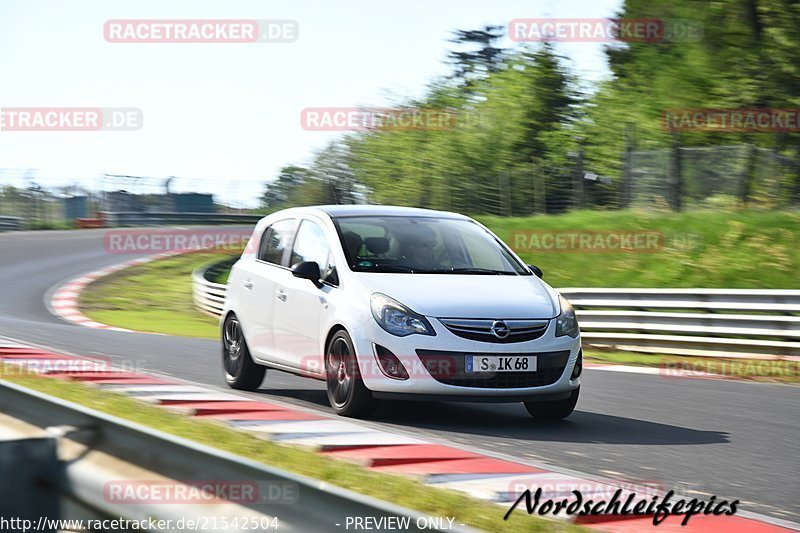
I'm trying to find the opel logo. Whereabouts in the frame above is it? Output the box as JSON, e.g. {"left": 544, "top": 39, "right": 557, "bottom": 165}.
{"left": 490, "top": 320, "right": 510, "bottom": 339}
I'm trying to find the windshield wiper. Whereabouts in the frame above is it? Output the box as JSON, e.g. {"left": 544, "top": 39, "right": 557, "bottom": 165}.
{"left": 436, "top": 267, "right": 517, "bottom": 275}
{"left": 354, "top": 264, "right": 516, "bottom": 275}
{"left": 355, "top": 264, "right": 438, "bottom": 273}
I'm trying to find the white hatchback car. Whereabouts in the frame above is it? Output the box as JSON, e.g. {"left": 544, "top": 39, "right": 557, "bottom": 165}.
{"left": 221, "top": 205, "right": 582, "bottom": 418}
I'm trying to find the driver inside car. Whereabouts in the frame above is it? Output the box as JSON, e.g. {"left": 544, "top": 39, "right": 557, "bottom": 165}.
{"left": 398, "top": 225, "right": 439, "bottom": 270}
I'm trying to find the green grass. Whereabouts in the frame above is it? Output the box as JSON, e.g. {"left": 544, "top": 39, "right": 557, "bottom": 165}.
{"left": 0, "top": 368, "right": 582, "bottom": 533}
{"left": 212, "top": 268, "right": 230, "bottom": 284}
{"left": 584, "top": 351, "right": 799, "bottom": 384}
{"left": 79, "top": 251, "right": 232, "bottom": 339}
{"left": 27, "top": 220, "right": 76, "bottom": 230}
{"left": 477, "top": 209, "right": 799, "bottom": 288}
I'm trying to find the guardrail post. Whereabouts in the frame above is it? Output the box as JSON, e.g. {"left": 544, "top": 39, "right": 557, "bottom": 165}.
{"left": 0, "top": 437, "right": 60, "bottom": 530}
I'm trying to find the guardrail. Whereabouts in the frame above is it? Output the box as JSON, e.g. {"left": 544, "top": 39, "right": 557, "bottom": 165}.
{"left": 100, "top": 211, "right": 263, "bottom": 227}
{"left": 192, "top": 261, "right": 799, "bottom": 358}
{"left": 193, "top": 259, "right": 233, "bottom": 317}
{"left": 0, "top": 380, "right": 466, "bottom": 532}
{"left": 562, "top": 288, "right": 800, "bottom": 357}
{"left": 0, "top": 216, "right": 24, "bottom": 232}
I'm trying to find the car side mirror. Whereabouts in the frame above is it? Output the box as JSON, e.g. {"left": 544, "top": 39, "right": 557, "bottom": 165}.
{"left": 291, "top": 261, "right": 322, "bottom": 287}
{"left": 527, "top": 264, "right": 543, "bottom": 278}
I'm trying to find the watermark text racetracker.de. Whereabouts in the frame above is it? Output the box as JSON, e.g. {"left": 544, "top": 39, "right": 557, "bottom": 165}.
{"left": 510, "top": 230, "right": 703, "bottom": 254}
{"left": 0, "top": 355, "right": 148, "bottom": 377}
{"left": 0, "top": 516, "right": 280, "bottom": 532}
{"left": 104, "top": 19, "right": 298, "bottom": 43}
{"left": 299, "top": 354, "right": 459, "bottom": 381}
{"left": 301, "top": 107, "right": 458, "bottom": 132}
{"left": 661, "top": 359, "right": 799, "bottom": 381}
{"left": 0, "top": 108, "right": 142, "bottom": 132}
{"left": 508, "top": 18, "right": 703, "bottom": 43}
{"left": 662, "top": 108, "right": 800, "bottom": 132}
{"left": 104, "top": 479, "right": 297, "bottom": 505}
{"left": 104, "top": 228, "right": 254, "bottom": 254}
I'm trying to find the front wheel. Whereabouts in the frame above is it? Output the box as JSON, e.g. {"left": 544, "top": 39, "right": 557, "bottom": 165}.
{"left": 222, "top": 314, "right": 265, "bottom": 391}
{"left": 325, "top": 330, "right": 377, "bottom": 418}
{"left": 524, "top": 387, "right": 579, "bottom": 420}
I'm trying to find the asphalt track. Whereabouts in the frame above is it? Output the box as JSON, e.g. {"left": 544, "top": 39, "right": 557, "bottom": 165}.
{"left": 0, "top": 228, "right": 797, "bottom": 522}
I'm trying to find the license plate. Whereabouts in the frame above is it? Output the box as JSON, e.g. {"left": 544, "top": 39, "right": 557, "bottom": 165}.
{"left": 465, "top": 355, "right": 537, "bottom": 373}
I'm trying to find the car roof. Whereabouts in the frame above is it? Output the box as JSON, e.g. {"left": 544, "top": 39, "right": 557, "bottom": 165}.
{"left": 306, "top": 204, "right": 469, "bottom": 219}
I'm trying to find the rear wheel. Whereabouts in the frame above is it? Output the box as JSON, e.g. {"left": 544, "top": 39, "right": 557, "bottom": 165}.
{"left": 524, "top": 387, "right": 579, "bottom": 420}
{"left": 325, "top": 330, "right": 377, "bottom": 418}
{"left": 222, "top": 314, "right": 265, "bottom": 391}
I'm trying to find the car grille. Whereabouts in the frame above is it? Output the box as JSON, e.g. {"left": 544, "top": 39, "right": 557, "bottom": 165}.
{"left": 416, "top": 349, "right": 570, "bottom": 388}
{"left": 438, "top": 318, "right": 550, "bottom": 343}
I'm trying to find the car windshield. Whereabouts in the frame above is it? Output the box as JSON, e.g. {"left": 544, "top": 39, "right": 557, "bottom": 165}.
{"left": 333, "top": 215, "right": 529, "bottom": 275}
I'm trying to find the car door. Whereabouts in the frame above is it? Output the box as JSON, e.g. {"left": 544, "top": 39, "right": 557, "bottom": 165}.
{"left": 270, "top": 217, "right": 335, "bottom": 372}
{"left": 242, "top": 218, "right": 297, "bottom": 363}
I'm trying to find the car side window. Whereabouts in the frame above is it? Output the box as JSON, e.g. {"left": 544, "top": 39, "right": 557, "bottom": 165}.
{"left": 291, "top": 220, "right": 338, "bottom": 284}
{"left": 258, "top": 219, "right": 296, "bottom": 266}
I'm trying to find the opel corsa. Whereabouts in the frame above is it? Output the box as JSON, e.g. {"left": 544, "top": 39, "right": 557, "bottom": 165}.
{"left": 221, "top": 205, "right": 582, "bottom": 418}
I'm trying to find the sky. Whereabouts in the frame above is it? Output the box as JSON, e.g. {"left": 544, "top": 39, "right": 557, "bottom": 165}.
{"left": 0, "top": 0, "right": 622, "bottom": 207}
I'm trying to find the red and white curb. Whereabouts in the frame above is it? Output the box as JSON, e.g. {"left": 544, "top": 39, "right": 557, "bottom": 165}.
{"left": 48, "top": 251, "right": 183, "bottom": 332}
{"left": 1, "top": 339, "right": 797, "bottom": 532}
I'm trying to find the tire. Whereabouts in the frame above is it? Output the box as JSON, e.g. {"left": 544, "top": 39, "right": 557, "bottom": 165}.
{"left": 325, "top": 330, "right": 377, "bottom": 418}
{"left": 524, "top": 387, "right": 579, "bottom": 420}
{"left": 222, "top": 314, "right": 265, "bottom": 391}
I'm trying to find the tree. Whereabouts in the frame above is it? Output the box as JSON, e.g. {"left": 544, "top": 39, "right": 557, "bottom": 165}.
{"left": 447, "top": 25, "right": 506, "bottom": 97}
{"left": 261, "top": 165, "right": 308, "bottom": 210}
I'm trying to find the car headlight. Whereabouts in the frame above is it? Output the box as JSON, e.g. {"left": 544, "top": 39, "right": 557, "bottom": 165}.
{"left": 370, "top": 293, "right": 435, "bottom": 337}
{"left": 555, "top": 294, "right": 579, "bottom": 338}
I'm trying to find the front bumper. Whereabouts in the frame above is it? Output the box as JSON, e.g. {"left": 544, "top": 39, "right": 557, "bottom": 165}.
{"left": 350, "top": 316, "right": 581, "bottom": 400}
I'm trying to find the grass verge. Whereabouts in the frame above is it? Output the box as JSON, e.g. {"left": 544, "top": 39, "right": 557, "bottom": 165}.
{"left": 478, "top": 209, "right": 799, "bottom": 288}
{"left": 584, "top": 351, "right": 799, "bottom": 384}
{"left": 0, "top": 366, "right": 583, "bottom": 533}
{"left": 79, "top": 251, "right": 234, "bottom": 339}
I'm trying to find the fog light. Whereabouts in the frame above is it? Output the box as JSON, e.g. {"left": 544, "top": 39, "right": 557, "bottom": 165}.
{"left": 570, "top": 350, "right": 583, "bottom": 379}
{"left": 374, "top": 344, "right": 409, "bottom": 380}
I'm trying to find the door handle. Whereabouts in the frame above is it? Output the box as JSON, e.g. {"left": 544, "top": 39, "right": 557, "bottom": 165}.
{"left": 243, "top": 279, "right": 253, "bottom": 290}
{"left": 276, "top": 289, "right": 287, "bottom": 302}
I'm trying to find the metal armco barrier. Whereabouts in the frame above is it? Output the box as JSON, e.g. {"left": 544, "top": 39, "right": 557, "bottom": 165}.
{"left": 0, "top": 216, "right": 24, "bottom": 232}
{"left": 193, "top": 267, "right": 799, "bottom": 357}
{"left": 0, "top": 381, "right": 468, "bottom": 533}
{"left": 192, "top": 260, "right": 231, "bottom": 317}
{"left": 562, "top": 288, "right": 800, "bottom": 357}
{"left": 100, "top": 211, "right": 263, "bottom": 227}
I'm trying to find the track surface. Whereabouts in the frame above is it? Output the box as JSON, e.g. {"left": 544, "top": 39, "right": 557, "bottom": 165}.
{"left": 0, "top": 229, "right": 798, "bottom": 522}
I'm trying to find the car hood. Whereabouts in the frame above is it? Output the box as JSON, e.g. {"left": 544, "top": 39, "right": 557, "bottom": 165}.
{"left": 354, "top": 273, "right": 558, "bottom": 319}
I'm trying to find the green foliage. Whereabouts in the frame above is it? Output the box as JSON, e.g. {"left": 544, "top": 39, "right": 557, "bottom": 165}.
{"left": 261, "top": 143, "right": 366, "bottom": 211}
{"left": 26, "top": 220, "right": 74, "bottom": 230}
{"left": 265, "top": 3, "right": 800, "bottom": 213}
{"left": 584, "top": 0, "right": 800, "bottom": 182}
{"left": 347, "top": 43, "right": 580, "bottom": 215}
